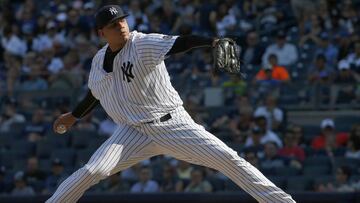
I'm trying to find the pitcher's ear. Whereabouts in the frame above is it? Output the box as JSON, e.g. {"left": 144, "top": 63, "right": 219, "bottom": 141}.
{"left": 97, "top": 29, "right": 104, "bottom": 37}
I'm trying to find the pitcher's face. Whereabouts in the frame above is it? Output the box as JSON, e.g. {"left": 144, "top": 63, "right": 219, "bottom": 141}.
{"left": 98, "top": 18, "right": 130, "bottom": 48}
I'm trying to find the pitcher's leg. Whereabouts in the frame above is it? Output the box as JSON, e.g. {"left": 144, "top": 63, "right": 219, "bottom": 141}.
{"left": 146, "top": 123, "right": 295, "bottom": 203}
{"left": 46, "top": 125, "right": 156, "bottom": 203}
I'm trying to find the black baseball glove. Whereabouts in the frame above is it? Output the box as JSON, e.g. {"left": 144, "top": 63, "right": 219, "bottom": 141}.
{"left": 213, "top": 38, "right": 241, "bottom": 74}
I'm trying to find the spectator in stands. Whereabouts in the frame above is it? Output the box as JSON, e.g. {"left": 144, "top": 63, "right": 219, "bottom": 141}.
{"left": 3, "top": 52, "right": 23, "bottom": 97}
{"left": 24, "top": 157, "right": 46, "bottom": 191}
{"left": 255, "top": 54, "right": 291, "bottom": 83}
{"left": 209, "top": 3, "right": 236, "bottom": 36}
{"left": 19, "top": 60, "right": 48, "bottom": 91}
{"left": 43, "top": 158, "right": 67, "bottom": 194}
{"left": 159, "top": 164, "right": 177, "bottom": 192}
{"left": 130, "top": 166, "right": 159, "bottom": 193}
{"left": 278, "top": 130, "right": 304, "bottom": 170}
{"left": 243, "top": 149, "right": 260, "bottom": 169}
{"left": 345, "top": 124, "right": 360, "bottom": 159}
{"left": 286, "top": 124, "right": 305, "bottom": 147}
{"left": 259, "top": 142, "right": 286, "bottom": 171}
{"left": 98, "top": 173, "right": 130, "bottom": 193}
{"left": 317, "top": 166, "right": 354, "bottom": 192}
{"left": 176, "top": 160, "right": 193, "bottom": 180}
{"left": 183, "top": 169, "right": 212, "bottom": 193}
{"left": 121, "top": 162, "right": 145, "bottom": 182}
{"left": 311, "top": 118, "right": 348, "bottom": 151}
{"left": 254, "top": 54, "right": 290, "bottom": 98}
{"left": 245, "top": 116, "right": 282, "bottom": 148}
{"left": 1, "top": 24, "right": 27, "bottom": 57}
{"left": 222, "top": 75, "right": 247, "bottom": 98}
{"left": 214, "top": 97, "right": 253, "bottom": 143}
{"left": 240, "top": 31, "right": 265, "bottom": 66}
{"left": 48, "top": 51, "right": 84, "bottom": 90}
{"left": 262, "top": 32, "right": 298, "bottom": 67}
{"left": 24, "top": 108, "right": 49, "bottom": 142}
{"left": 278, "top": 129, "right": 305, "bottom": 162}
{"left": 0, "top": 99, "right": 26, "bottom": 132}
{"left": 308, "top": 54, "right": 333, "bottom": 85}
{"left": 299, "top": 14, "right": 324, "bottom": 47}
{"left": 307, "top": 54, "right": 333, "bottom": 105}
{"left": 315, "top": 32, "right": 339, "bottom": 67}
{"left": 345, "top": 41, "right": 360, "bottom": 76}
{"left": 330, "top": 60, "right": 357, "bottom": 106}
{"left": 11, "top": 171, "right": 35, "bottom": 196}
{"left": 254, "top": 94, "right": 284, "bottom": 131}
{"left": 243, "top": 126, "right": 265, "bottom": 156}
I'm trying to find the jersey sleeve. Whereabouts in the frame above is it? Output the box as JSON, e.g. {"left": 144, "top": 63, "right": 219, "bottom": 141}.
{"left": 135, "top": 32, "right": 178, "bottom": 69}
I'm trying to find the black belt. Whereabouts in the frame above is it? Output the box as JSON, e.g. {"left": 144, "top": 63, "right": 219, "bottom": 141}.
{"left": 145, "top": 113, "right": 172, "bottom": 124}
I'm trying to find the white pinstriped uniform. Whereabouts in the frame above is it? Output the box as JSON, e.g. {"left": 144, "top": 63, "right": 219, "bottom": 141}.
{"left": 47, "top": 31, "right": 295, "bottom": 203}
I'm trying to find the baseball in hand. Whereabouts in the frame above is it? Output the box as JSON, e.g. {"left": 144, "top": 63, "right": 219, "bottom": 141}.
{"left": 56, "top": 124, "right": 67, "bottom": 134}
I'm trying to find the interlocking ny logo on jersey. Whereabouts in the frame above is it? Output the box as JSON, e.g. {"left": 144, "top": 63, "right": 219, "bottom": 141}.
{"left": 109, "top": 7, "right": 118, "bottom": 15}
{"left": 121, "top": 61, "right": 134, "bottom": 82}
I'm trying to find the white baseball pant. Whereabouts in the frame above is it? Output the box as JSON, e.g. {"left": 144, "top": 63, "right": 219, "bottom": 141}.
{"left": 46, "top": 107, "right": 295, "bottom": 203}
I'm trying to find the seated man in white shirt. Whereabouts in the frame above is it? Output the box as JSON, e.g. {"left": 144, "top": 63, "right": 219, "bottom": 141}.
{"left": 130, "top": 166, "right": 159, "bottom": 193}
{"left": 245, "top": 116, "right": 283, "bottom": 148}
{"left": 262, "top": 32, "right": 298, "bottom": 67}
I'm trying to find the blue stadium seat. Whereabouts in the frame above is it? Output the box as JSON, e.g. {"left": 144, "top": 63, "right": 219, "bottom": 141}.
{"left": 304, "top": 156, "right": 331, "bottom": 167}
{"left": 10, "top": 140, "right": 34, "bottom": 158}
{"left": 302, "top": 125, "right": 320, "bottom": 143}
{"left": 303, "top": 166, "right": 331, "bottom": 176}
{"left": 275, "top": 166, "right": 300, "bottom": 176}
{"left": 314, "top": 175, "right": 334, "bottom": 186}
{"left": 75, "top": 149, "right": 93, "bottom": 167}
{"left": 51, "top": 148, "right": 75, "bottom": 167}
{"left": 88, "top": 136, "right": 108, "bottom": 149}
{"left": 333, "top": 157, "right": 360, "bottom": 172}
{"left": 39, "top": 159, "right": 52, "bottom": 171}
{"left": 286, "top": 176, "right": 312, "bottom": 191}
{"left": 224, "top": 179, "right": 242, "bottom": 191}
{"left": 268, "top": 176, "right": 286, "bottom": 189}
{"left": 207, "top": 177, "right": 225, "bottom": 192}
{"left": 36, "top": 139, "right": 53, "bottom": 159}
{"left": 46, "top": 131, "right": 69, "bottom": 148}
{"left": 71, "top": 133, "right": 91, "bottom": 149}
{"left": 0, "top": 132, "right": 13, "bottom": 149}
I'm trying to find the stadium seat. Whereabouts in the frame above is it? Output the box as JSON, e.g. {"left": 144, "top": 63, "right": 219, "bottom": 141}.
{"left": 9, "top": 122, "right": 26, "bottom": 138}
{"left": 36, "top": 139, "right": 53, "bottom": 159}
{"left": 207, "top": 177, "right": 225, "bottom": 192}
{"left": 275, "top": 166, "right": 300, "bottom": 176}
{"left": 71, "top": 133, "right": 91, "bottom": 149}
{"left": 303, "top": 156, "right": 331, "bottom": 168}
{"left": 303, "top": 166, "right": 331, "bottom": 176}
{"left": 333, "top": 157, "right": 360, "bottom": 172}
{"left": 88, "top": 136, "right": 108, "bottom": 149}
{"left": 46, "top": 131, "right": 69, "bottom": 148}
{"left": 286, "top": 176, "right": 312, "bottom": 191}
{"left": 39, "top": 159, "right": 52, "bottom": 171}
{"left": 302, "top": 125, "right": 320, "bottom": 143}
{"left": 76, "top": 149, "right": 94, "bottom": 167}
{"left": 268, "top": 176, "right": 286, "bottom": 189}
{"left": 51, "top": 148, "right": 76, "bottom": 167}
{"left": 224, "top": 179, "right": 242, "bottom": 191}
{"left": 10, "top": 140, "right": 34, "bottom": 158}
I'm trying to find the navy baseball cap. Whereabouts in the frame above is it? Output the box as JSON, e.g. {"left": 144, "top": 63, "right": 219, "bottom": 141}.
{"left": 95, "top": 5, "right": 129, "bottom": 29}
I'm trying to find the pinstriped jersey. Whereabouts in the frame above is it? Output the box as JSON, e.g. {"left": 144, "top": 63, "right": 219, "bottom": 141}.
{"left": 88, "top": 31, "right": 183, "bottom": 125}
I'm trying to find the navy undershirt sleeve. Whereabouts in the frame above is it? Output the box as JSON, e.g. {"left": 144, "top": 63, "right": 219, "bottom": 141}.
{"left": 166, "top": 35, "right": 214, "bottom": 56}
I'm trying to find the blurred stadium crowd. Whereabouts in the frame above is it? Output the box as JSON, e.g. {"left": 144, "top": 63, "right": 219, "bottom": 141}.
{"left": 0, "top": 0, "right": 360, "bottom": 197}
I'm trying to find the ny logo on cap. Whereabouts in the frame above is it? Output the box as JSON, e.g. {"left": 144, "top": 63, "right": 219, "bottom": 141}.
{"left": 109, "top": 7, "right": 118, "bottom": 15}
